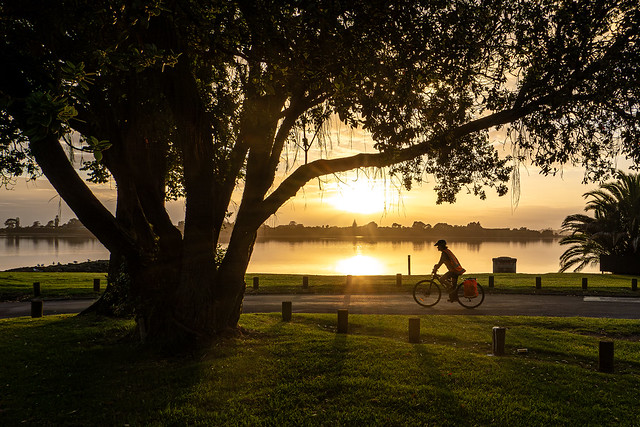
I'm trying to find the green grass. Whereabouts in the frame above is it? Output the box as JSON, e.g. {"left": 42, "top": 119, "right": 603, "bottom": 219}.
{"left": 1, "top": 272, "right": 638, "bottom": 301}
{"left": 0, "top": 272, "right": 107, "bottom": 300}
{"left": 245, "top": 272, "right": 640, "bottom": 297}
{"left": 0, "top": 313, "right": 638, "bottom": 425}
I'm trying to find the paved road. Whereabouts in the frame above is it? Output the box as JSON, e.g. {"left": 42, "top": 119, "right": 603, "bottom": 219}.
{"left": 1, "top": 294, "right": 639, "bottom": 319}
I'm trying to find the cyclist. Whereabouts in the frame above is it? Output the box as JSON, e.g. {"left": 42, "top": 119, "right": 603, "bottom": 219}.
{"left": 432, "top": 239, "right": 466, "bottom": 302}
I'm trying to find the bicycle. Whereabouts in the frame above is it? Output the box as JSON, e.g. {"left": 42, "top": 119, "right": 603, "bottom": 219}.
{"left": 413, "top": 273, "right": 485, "bottom": 309}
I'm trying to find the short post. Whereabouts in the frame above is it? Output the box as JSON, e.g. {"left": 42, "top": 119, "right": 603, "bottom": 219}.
{"left": 396, "top": 273, "right": 402, "bottom": 286}
{"left": 582, "top": 277, "right": 588, "bottom": 290}
{"left": 407, "top": 255, "right": 411, "bottom": 276}
{"left": 337, "top": 309, "right": 348, "bottom": 333}
{"left": 408, "top": 317, "right": 420, "bottom": 343}
{"left": 598, "top": 341, "right": 614, "bottom": 373}
{"left": 31, "top": 299, "right": 43, "bottom": 318}
{"left": 302, "top": 276, "right": 309, "bottom": 289}
{"left": 535, "top": 276, "right": 542, "bottom": 289}
{"left": 632, "top": 278, "right": 638, "bottom": 291}
{"left": 93, "top": 278, "right": 101, "bottom": 292}
{"left": 492, "top": 326, "right": 506, "bottom": 356}
{"left": 282, "top": 301, "right": 292, "bottom": 322}
{"left": 253, "top": 277, "right": 259, "bottom": 290}
{"left": 346, "top": 275, "right": 352, "bottom": 286}
{"left": 488, "top": 276, "right": 495, "bottom": 289}
{"left": 33, "top": 282, "right": 41, "bottom": 297}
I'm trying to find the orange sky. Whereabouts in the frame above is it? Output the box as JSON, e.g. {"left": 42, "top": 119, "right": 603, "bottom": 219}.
{"left": 0, "top": 155, "right": 614, "bottom": 231}
{"left": 0, "top": 123, "right": 632, "bottom": 230}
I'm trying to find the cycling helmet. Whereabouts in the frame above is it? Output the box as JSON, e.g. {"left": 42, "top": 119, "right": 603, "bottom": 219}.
{"left": 434, "top": 239, "right": 447, "bottom": 247}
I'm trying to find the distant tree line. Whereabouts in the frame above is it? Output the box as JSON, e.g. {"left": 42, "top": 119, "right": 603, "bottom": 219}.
{"left": 1, "top": 216, "right": 94, "bottom": 237}
{"left": 220, "top": 221, "right": 559, "bottom": 242}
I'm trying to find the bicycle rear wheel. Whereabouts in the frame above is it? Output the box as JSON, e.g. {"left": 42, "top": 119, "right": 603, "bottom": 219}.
{"left": 413, "top": 280, "right": 442, "bottom": 307}
{"left": 456, "top": 283, "right": 485, "bottom": 309}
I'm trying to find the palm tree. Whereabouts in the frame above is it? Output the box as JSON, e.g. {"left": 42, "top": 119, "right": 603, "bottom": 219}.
{"left": 559, "top": 171, "right": 640, "bottom": 272}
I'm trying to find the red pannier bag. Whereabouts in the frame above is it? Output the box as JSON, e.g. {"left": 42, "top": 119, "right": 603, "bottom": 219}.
{"left": 462, "top": 278, "right": 479, "bottom": 298}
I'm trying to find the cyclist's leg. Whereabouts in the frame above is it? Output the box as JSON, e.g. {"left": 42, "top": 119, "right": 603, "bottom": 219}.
{"left": 441, "top": 271, "right": 454, "bottom": 289}
{"left": 442, "top": 271, "right": 459, "bottom": 301}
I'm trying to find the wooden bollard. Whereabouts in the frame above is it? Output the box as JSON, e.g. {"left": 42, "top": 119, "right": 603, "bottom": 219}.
{"left": 93, "top": 278, "right": 101, "bottom": 292}
{"left": 253, "top": 277, "right": 259, "bottom": 290}
{"left": 599, "top": 341, "right": 614, "bottom": 373}
{"left": 492, "top": 327, "right": 506, "bottom": 356}
{"left": 33, "top": 282, "right": 41, "bottom": 297}
{"left": 488, "top": 276, "right": 495, "bottom": 288}
{"left": 582, "top": 278, "right": 588, "bottom": 290}
{"left": 337, "top": 309, "right": 348, "bottom": 333}
{"left": 282, "top": 301, "right": 292, "bottom": 322}
{"left": 535, "top": 277, "right": 542, "bottom": 289}
{"left": 302, "top": 276, "right": 309, "bottom": 289}
{"left": 407, "top": 255, "right": 411, "bottom": 276}
{"left": 346, "top": 275, "right": 352, "bottom": 286}
{"left": 632, "top": 278, "right": 638, "bottom": 291}
{"left": 396, "top": 273, "right": 402, "bottom": 286}
{"left": 31, "top": 299, "right": 43, "bottom": 318}
{"left": 408, "top": 318, "right": 420, "bottom": 343}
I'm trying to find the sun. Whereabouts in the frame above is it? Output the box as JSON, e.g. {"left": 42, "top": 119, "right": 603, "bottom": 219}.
{"left": 335, "top": 254, "right": 384, "bottom": 275}
{"left": 327, "top": 179, "right": 388, "bottom": 214}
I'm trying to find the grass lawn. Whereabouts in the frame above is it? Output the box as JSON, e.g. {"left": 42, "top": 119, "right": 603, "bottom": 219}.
{"left": 0, "top": 272, "right": 107, "bottom": 301}
{"left": 245, "top": 272, "right": 640, "bottom": 297}
{"left": 1, "top": 272, "right": 639, "bottom": 300}
{"left": 0, "top": 313, "right": 638, "bottom": 425}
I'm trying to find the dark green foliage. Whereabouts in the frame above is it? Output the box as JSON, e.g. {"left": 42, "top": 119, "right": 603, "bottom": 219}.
{"left": 560, "top": 171, "right": 640, "bottom": 271}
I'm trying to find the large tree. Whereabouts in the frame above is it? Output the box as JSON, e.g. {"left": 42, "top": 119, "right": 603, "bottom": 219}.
{"left": 1, "top": 0, "right": 639, "bottom": 346}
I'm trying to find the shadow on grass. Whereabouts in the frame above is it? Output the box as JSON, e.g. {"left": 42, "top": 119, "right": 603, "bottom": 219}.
{"left": 0, "top": 314, "right": 208, "bottom": 425}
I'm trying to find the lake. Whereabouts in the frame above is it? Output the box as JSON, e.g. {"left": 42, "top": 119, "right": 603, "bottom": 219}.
{"left": 0, "top": 236, "right": 598, "bottom": 274}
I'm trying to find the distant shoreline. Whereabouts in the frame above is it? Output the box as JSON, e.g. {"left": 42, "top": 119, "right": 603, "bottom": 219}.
{"left": 0, "top": 231, "right": 95, "bottom": 238}
{"left": 5, "top": 260, "right": 109, "bottom": 273}
{"left": 253, "top": 235, "right": 560, "bottom": 243}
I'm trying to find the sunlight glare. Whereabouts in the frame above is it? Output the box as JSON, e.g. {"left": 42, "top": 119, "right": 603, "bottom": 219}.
{"left": 327, "top": 179, "right": 387, "bottom": 214}
{"left": 335, "top": 254, "right": 384, "bottom": 275}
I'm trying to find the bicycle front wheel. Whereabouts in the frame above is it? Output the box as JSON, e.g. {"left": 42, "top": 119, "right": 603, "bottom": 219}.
{"left": 413, "top": 280, "right": 442, "bottom": 307}
{"left": 456, "top": 283, "right": 485, "bottom": 309}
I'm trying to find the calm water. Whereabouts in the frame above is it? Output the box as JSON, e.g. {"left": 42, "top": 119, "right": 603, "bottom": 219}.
{"left": 0, "top": 236, "right": 109, "bottom": 271}
{"left": 0, "top": 236, "right": 598, "bottom": 274}
{"left": 247, "top": 239, "right": 599, "bottom": 274}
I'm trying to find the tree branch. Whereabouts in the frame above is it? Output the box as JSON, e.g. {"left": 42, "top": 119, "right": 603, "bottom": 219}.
{"left": 259, "top": 103, "right": 541, "bottom": 223}
{"left": 29, "top": 135, "right": 140, "bottom": 259}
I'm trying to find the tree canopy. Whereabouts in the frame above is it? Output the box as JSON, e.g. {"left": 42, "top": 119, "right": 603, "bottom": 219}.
{"left": 1, "top": 0, "right": 639, "bottom": 346}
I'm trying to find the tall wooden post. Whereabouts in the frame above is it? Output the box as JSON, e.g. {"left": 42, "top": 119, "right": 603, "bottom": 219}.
{"left": 492, "top": 327, "right": 506, "bottom": 356}
{"left": 33, "top": 282, "right": 41, "bottom": 297}
{"left": 408, "top": 318, "right": 420, "bottom": 343}
{"left": 599, "top": 341, "right": 614, "bottom": 373}
{"left": 407, "top": 255, "right": 411, "bottom": 276}
{"left": 282, "top": 301, "right": 292, "bottom": 322}
{"left": 337, "top": 309, "right": 348, "bottom": 333}
{"left": 31, "top": 300, "right": 43, "bottom": 318}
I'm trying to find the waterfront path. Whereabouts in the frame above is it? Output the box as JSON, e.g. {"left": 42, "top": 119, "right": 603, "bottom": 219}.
{"left": 1, "top": 294, "right": 640, "bottom": 319}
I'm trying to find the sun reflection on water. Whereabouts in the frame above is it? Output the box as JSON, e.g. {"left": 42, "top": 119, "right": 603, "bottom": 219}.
{"left": 335, "top": 254, "right": 384, "bottom": 275}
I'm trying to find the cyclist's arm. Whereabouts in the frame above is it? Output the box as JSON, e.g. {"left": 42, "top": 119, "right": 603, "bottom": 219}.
{"left": 432, "top": 253, "right": 446, "bottom": 273}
